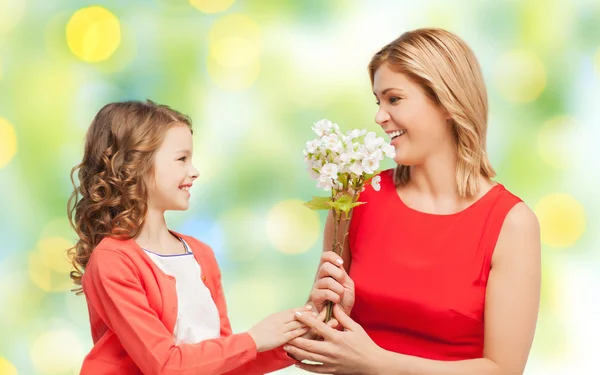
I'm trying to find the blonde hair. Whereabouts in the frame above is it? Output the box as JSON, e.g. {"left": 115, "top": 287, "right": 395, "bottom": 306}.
{"left": 67, "top": 100, "right": 192, "bottom": 293}
{"left": 368, "top": 28, "right": 495, "bottom": 197}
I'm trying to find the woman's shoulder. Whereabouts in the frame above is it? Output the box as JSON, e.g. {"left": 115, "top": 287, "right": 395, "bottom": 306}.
{"left": 489, "top": 182, "right": 524, "bottom": 212}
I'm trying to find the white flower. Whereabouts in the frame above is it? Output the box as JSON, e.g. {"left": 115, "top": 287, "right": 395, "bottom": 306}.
{"left": 308, "top": 168, "right": 320, "bottom": 180}
{"left": 356, "top": 144, "right": 368, "bottom": 156}
{"left": 339, "top": 152, "right": 351, "bottom": 164}
{"left": 317, "top": 176, "right": 334, "bottom": 191}
{"left": 362, "top": 156, "right": 379, "bottom": 174}
{"left": 305, "top": 120, "right": 395, "bottom": 195}
{"left": 323, "top": 134, "right": 342, "bottom": 152}
{"left": 371, "top": 175, "right": 381, "bottom": 191}
{"left": 348, "top": 149, "right": 365, "bottom": 161}
{"left": 365, "top": 133, "right": 384, "bottom": 152}
{"left": 321, "top": 163, "right": 339, "bottom": 179}
{"left": 306, "top": 139, "right": 322, "bottom": 153}
{"left": 368, "top": 148, "right": 383, "bottom": 160}
{"left": 349, "top": 162, "right": 364, "bottom": 176}
{"left": 312, "top": 119, "right": 334, "bottom": 137}
{"left": 382, "top": 143, "right": 396, "bottom": 158}
{"left": 308, "top": 158, "right": 324, "bottom": 170}
{"left": 365, "top": 132, "right": 377, "bottom": 142}
{"left": 346, "top": 129, "right": 362, "bottom": 141}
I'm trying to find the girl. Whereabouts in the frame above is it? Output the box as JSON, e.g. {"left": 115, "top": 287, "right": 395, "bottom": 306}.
{"left": 288, "top": 28, "right": 541, "bottom": 375}
{"left": 68, "top": 100, "right": 307, "bottom": 374}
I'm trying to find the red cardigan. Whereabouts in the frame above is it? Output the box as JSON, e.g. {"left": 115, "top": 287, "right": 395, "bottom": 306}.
{"left": 80, "top": 231, "right": 295, "bottom": 374}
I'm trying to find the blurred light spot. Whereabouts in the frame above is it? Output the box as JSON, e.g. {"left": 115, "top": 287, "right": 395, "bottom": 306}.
{"left": 494, "top": 50, "right": 546, "bottom": 103}
{"left": 29, "top": 252, "right": 52, "bottom": 292}
{"left": 535, "top": 194, "right": 585, "bottom": 248}
{"left": 0, "top": 118, "right": 17, "bottom": 168}
{"left": 13, "top": 63, "right": 78, "bottom": 122}
{"left": 48, "top": 11, "right": 134, "bottom": 73}
{"left": 38, "top": 237, "right": 74, "bottom": 273}
{"left": 207, "top": 14, "right": 261, "bottom": 91}
{"left": 266, "top": 200, "right": 320, "bottom": 254}
{"left": 226, "top": 278, "right": 286, "bottom": 331}
{"left": 0, "top": 252, "right": 47, "bottom": 328}
{"left": 208, "top": 14, "right": 260, "bottom": 49}
{"left": 29, "top": 251, "right": 72, "bottom": 292}
{"left": 207, "top": 58, "right": 260, "bottom": 91}
{"left": 0, "top": 0, "right": 26, "bottom": 35}
{"left": 31, "top": 330, "right": 85, "bottom": 374}
{"left": 66, "top": 6, "right": 121, "bottom": 62}
{"left": 190, "top": 0, "right": 235, "bottom": 13}
{"left": 41, "top": 218, "right": 75, "bottom": 240}
{"left": 217, "top": 208, "right": 264, "bottom": 262}
{"left": 211, "top": 37, "right": 259, "bottom": 68}
{"left": 520, "top": 0, "right": 574, "bottom": 53}
{"left": 0, "top": 357, "right": 18, "bottom": 375}
{"left": 536, "top": 116, "right": 578, "bottom": 169}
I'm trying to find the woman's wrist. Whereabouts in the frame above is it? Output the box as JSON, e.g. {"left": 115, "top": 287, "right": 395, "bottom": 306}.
{"left": 365, "top": 346, "right": 399, "bottom": 375}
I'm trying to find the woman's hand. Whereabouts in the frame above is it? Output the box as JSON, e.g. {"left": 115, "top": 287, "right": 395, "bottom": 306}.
{"left": 284, "top": 304, "right": 385, "bottom": 374}
{"left": 309, "top": 251, "right": 355, "bottom": 317}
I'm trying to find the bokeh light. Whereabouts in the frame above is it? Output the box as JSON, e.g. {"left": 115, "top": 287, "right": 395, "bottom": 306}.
{"left": 30, "top": 330, "right": 85, "bottom": 374}
{"left": 66, "top": 6, "right": 121, "bottom": 62}
{"left": 0, "top": 357, "right": 18, "bottom": 375}
{"left": 536, "top": 116, "right": 578, "bottom": 169}
{"left": 494, "top": 50, "right": 547, "bottom": 103}
{"left": 29, "top": 248, "right": 73, "bottom": 293}
{"left": 0, "top": 118, "right": 17, "bottom": 169}
{"left": 535, "top": 194, "right": 586, "bottom": 248}
{"left": 207, "top": 14, "right": 261, "bottom": 91}
{"left": 0, "top": 0, "right": 26, "bottom": 35}
{"left": 217, "top": 208, "right": 265, "bottom": 262}
{"left": 38, "top": 237, "right": 74, "bottom": 273}
{"left": 266, "top": 200, "right": 320, "bottom": 254}
{"left": 189, "top": 0, "right": 235, "bottom": 13}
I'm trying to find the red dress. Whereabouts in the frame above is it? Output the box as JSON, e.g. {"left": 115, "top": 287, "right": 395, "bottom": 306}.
{"left": 348, "top": 169, "right": 522, "bottom": 360}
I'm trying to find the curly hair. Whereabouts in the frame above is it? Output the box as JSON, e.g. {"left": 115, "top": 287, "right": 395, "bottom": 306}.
{"left": 67, "top": 100, "right": 192, "bottom": 293}
{"left": 368, "top": 28, "right": 496, "bottom": 197}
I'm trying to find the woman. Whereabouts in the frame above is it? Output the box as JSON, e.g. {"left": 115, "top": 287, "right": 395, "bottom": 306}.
{"left": 285, "top": 28, "right": 541, "bottom": 374}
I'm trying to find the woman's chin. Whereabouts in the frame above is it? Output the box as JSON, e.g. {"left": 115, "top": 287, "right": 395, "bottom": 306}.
{"left": 394, "top": 155, "right": 412, "bottom": 166}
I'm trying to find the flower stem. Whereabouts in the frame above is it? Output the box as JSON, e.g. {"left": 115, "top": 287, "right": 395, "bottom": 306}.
{"left": 324, "top": 178, "right": 363, "bottom": 323}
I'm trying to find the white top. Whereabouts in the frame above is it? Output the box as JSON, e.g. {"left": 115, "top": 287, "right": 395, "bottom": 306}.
{"left": 143, "top": 238, "right": 221, "bottom": 344}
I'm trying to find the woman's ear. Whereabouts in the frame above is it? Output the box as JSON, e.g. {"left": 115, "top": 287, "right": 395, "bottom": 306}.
{"left": 444, "top": 108, "right": 452, "bottom": 120}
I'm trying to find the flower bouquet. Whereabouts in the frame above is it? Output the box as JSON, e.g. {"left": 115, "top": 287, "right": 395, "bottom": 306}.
{"left": 303, "top": 119, "right": 395, "bottom": 321}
